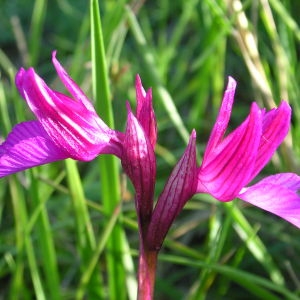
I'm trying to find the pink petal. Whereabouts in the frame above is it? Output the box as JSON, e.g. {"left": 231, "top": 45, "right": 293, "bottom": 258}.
{"left": 250, "top": 101, "right": 291, "bottom": 178}
{"left": 135, "top": 75, "right": 157, "bottom": 148}
{"left": 239, "top": 173, "right": 300, "bottom": 228}
{"left": 204, "top": 76, "right": 237, "bottom": 159}
{"left": 121, "top": 103, "right": 156, "bottom": 227}
{"left": 16, "top": 65, "right": 122, "bottom": 160}
{"left": 197, "top": 102, "right": 262, "bottom": 201}
{"left": 51, "top": 51, "right": 98, "bottom": 113}
{"left": 146, "top": 131, "right": 197, "bottom": 250}
{"left": 0, "top": 121, "right": 68, "bottom": 177}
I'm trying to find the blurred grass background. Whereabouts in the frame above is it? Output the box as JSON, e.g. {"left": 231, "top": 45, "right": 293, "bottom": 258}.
{"left": 0, "top": 0, "right": 300, "bottom": 299}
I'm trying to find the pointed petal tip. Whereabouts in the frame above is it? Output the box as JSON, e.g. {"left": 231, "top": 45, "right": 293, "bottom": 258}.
{"left": 279, "top": 100, "right": 292, "bottom": 114}
{"left": 135, "top": 74, "right": 141, "bottom": 82}
{"left": 51, "top": 50, "right": 58, "bottom": 61}
{"left": 15, "top": 68, "right": 25, "bottom": 92}
{"left": 250, "top": 101, "right": 261, "bottom": 115}
{"left": 125, "top": 100, "right": 132, "bottom": 112}
{"left": 135, "top": 74, "right": 143, "bottom": 91}
{"left": 135, "top": 74, "right": 147, "bottom": 99}
{"left": 16, "top": 67, "right": 37, "bottom": 99}
{"left": 227, "top": 76, "right": 237, "bottom": 90}
{"left": 191, "top": 129, "right": 196, "bottom": 138}
{"left": 16, "top": 67, "right": 25, "bottom": 76}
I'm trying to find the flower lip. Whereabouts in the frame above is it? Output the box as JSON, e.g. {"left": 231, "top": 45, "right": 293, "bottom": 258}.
{"left": 238, "top": 173, "right": 300, "bottom": 228}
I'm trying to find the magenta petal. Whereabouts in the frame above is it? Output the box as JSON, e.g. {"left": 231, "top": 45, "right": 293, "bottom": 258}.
{"left": 16, "top": 64, "right": 122, "bottom": 160}
{"left": 0, "top": 121, "right": 68, "bottom": 177}
{"left": 250, "top": 101, "right": 291, "bottom": 179}
{"left": 238, "top": 173, "right": 300, "bottom": 228}
{"left": 146, "top": 131, "right": 197, "bottom": 250}
{"left": 204, "top": 77, "right": 237, "bottom": 159}
{"left": 197, "top": 103, "right": 262, "bottom": 201}
{"left": 15, "top": 68, "right": 26, "bottom": 99}
{"left": 51, "top": 51, "right": 98, "bottom": 113}
{"left": 121, "top": 103, "right": 156, "bottom": 227}
{"left": 135, "top": 75, "right": 157, "bottom": 148}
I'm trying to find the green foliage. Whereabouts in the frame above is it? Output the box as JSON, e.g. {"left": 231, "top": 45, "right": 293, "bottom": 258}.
{"left": 0, "top": 0, "right": 300, "bottom": 299}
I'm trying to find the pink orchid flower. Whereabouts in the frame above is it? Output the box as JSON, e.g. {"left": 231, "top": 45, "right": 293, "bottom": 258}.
{"left": 142, "top": 77, "right": 300, "bottom": 252}
{"left": 195, "top": 77, "right": 300, "bottom": 228}
{"left": 0, "top": 51, "right": 123, "bottom": 177}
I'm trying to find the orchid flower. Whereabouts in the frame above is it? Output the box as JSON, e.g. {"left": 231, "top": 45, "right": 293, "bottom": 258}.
{"left": 0, "top": 51, "right": 123, "bottom": 177}
{"left": 195, "top": 77, "right": 300, "bottom": 228}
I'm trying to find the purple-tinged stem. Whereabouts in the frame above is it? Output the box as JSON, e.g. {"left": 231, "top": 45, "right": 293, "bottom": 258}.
{"left": 137, "top": 244, "right": 158, "bottom": 300}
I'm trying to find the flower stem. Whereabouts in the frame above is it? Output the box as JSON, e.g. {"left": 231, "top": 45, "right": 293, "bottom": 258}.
{"left": 137, "top": 246, "right": 158, "bottom": 300}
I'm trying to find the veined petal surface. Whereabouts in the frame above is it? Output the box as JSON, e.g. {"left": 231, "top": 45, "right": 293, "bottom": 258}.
{"left": 239, "top": 173, "right": 300, "bottom": 228}
{"left": 135, "top": 75, "right": 157, "bottom": 148}
{"left": 51, "top": 51, "right": 97, "bottom": 112}
{"left": 122, "top": 103, "right": 156, "bottom": 227}
{"left": 204, "top": 76, "right": 237, "bottom": 159}
{"left": 197, "top": 103, "right": 262, "bottom": 201}
{"left": 250, "top": 101, "right": 291, "bottom": 179}
{"left": 146, "top": 131, "right": 197, "bottom": 250}
{"left": 0, "top": 121, "right": 68, "bottom": 177}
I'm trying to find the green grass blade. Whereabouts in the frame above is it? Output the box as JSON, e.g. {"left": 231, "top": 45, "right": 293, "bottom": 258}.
{"left": 161, "top": 254, "right": 298, "bottom": 300}
{"left": 65, "top": 159, "right": 103, "bottom": 298}
{"left": 28, "top": 169, "right": 61, "bottom": 300}
{"left": 190, "top": 208, "right": 233, "bottom": 299}
{"left": 90, "top": 0, "right": 127, "bottom": 298}
{"left": 225, "top": 201, "right": 285, "bottom": 285}
{"left": 0, "top": 80, "right": 12, "bottom": 133}
{"left": 76, "top": 204, "right": 121, "bottom": 300}
{"left": 0, "top": 49, "right": 17, "bottom": 77}
{"left": 126, "top": 5, "right": 190, "bottom": 143}
{"left": 28, "top": 0, "right": 47, "bottom": 66}
{"left": 269, "top": 0, "right": 300, "bottom": 41}
{"left": 9, "top": 176, "right": 46, "bottom": 300}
